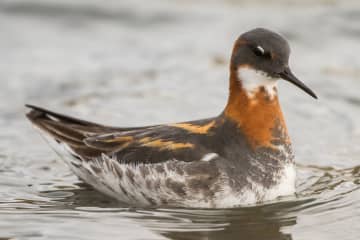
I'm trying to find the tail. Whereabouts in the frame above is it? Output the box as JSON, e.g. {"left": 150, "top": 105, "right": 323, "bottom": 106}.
{"left": 25, "top": 104, "right": 114, "bottom": 158}
{"left": 25, "top": 104, "right": 155, "bottom": 159}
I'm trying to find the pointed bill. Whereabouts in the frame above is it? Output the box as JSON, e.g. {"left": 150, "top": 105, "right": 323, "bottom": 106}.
{"left": 279, "top": 67, "right": 318, "bottom": 99}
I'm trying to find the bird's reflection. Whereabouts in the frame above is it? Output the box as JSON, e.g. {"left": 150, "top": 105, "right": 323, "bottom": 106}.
{"left": 144, "top": 202, "right": 300, "bottom": 240}
{"left": 41, "top": 183, "right": 315, "bottom": 240}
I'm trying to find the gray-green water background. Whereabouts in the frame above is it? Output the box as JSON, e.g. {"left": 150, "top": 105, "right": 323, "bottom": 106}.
{"left": 0, "top": 0, "right": 359, "bottom": 239}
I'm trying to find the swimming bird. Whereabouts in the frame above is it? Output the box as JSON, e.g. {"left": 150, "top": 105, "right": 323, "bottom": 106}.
{"left": 26, "top": 28, "right": 317, "bottom": 208}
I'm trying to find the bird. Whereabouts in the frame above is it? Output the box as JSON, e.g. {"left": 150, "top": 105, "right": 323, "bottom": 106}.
{"left": 26, "top": 28, "right": 317, "bottom": 208}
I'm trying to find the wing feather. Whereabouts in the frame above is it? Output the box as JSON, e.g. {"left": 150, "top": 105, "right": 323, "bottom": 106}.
{"left": 26, "top": 105, "right": 216, "bottom": 164}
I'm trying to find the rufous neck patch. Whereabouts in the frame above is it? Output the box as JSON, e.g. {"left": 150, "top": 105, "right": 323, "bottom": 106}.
{"left": 224, "top": 75, "right": 290, "bottom": 149}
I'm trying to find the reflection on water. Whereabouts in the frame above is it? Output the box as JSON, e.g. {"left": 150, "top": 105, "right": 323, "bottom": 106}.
{"left": 67, "top": 166, "right": 360, "bottom": 240}
{"left": 53, "top": 185, "right": 299, "bottom": 240}
{"left": 1, "top": 164, "right": 358, "bottom": 240}
{"left": 146, "top": 204, "right": 298, "bottom": 240}
{"left": 1, "top": 0, "right": 360, "bottom": 239}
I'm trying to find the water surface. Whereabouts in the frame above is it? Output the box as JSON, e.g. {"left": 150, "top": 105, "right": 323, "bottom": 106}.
{"left": 0, "top": 0, "right": 359, "bottom": 239}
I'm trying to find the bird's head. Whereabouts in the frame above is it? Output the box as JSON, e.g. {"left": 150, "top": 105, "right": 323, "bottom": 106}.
{"left": 230, "top": 28, "right": 317, "bottom": 99}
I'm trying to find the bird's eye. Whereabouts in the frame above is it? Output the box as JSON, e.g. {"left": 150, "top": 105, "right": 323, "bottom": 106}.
{"left": 251, "top": 45, "right": 271, "bottom": 59}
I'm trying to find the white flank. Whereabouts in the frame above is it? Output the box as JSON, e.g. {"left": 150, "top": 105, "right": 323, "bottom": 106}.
{"left": 266, "top": 163, "right": 296, "bottom": 198}
{"left": 237, "top": 67, "right": 279, "bottom": 99}
{"left": 214, "top": 163, "right": 296, "bottom": 208}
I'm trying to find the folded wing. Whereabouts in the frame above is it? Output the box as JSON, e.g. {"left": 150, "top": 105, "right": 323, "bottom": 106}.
{"left": 26, "top": 105, "right": 211, "bottom": 164}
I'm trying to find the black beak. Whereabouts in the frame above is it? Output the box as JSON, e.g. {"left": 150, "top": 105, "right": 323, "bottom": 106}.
{"left": 279, "top": 67, "right": 318, "bottom": 99}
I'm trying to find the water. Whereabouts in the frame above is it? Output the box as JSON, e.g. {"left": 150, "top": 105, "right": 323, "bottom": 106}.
{"left": 0, "top": 0, "right": 359, "bottom": 239}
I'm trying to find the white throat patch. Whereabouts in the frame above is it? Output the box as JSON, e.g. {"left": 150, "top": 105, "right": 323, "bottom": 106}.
{"left": 237, "top": 67, "right": 279, "bottom": 99}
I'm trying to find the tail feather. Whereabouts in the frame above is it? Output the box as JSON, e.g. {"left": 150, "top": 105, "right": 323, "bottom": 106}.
{"left": 25, "top": 104, "right": 154, "bottom": 159}
{"left": 26, "top": 104, "right": 103, "bottom": 127}
{"left": 40, "top": 119, "right": 85, "bottom": 142}
{"left": 26, "top": 104, "right": 150, "bottom": 132}
{"left": 26, "top": 104, "right": 113, "bottom": 159}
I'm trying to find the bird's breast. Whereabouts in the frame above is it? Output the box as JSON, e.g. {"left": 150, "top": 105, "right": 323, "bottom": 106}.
{"left": 224, "top": 86, "right": 291, "bottom": 150}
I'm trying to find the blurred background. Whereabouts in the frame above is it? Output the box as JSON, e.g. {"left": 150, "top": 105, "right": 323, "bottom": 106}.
{"left": 0, "top": 0, "right": 359, "bottom": 239}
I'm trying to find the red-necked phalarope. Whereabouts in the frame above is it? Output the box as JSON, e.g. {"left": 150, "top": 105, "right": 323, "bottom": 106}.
{"left": 26, "top": 28, "right": 317, "bottom": 208}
